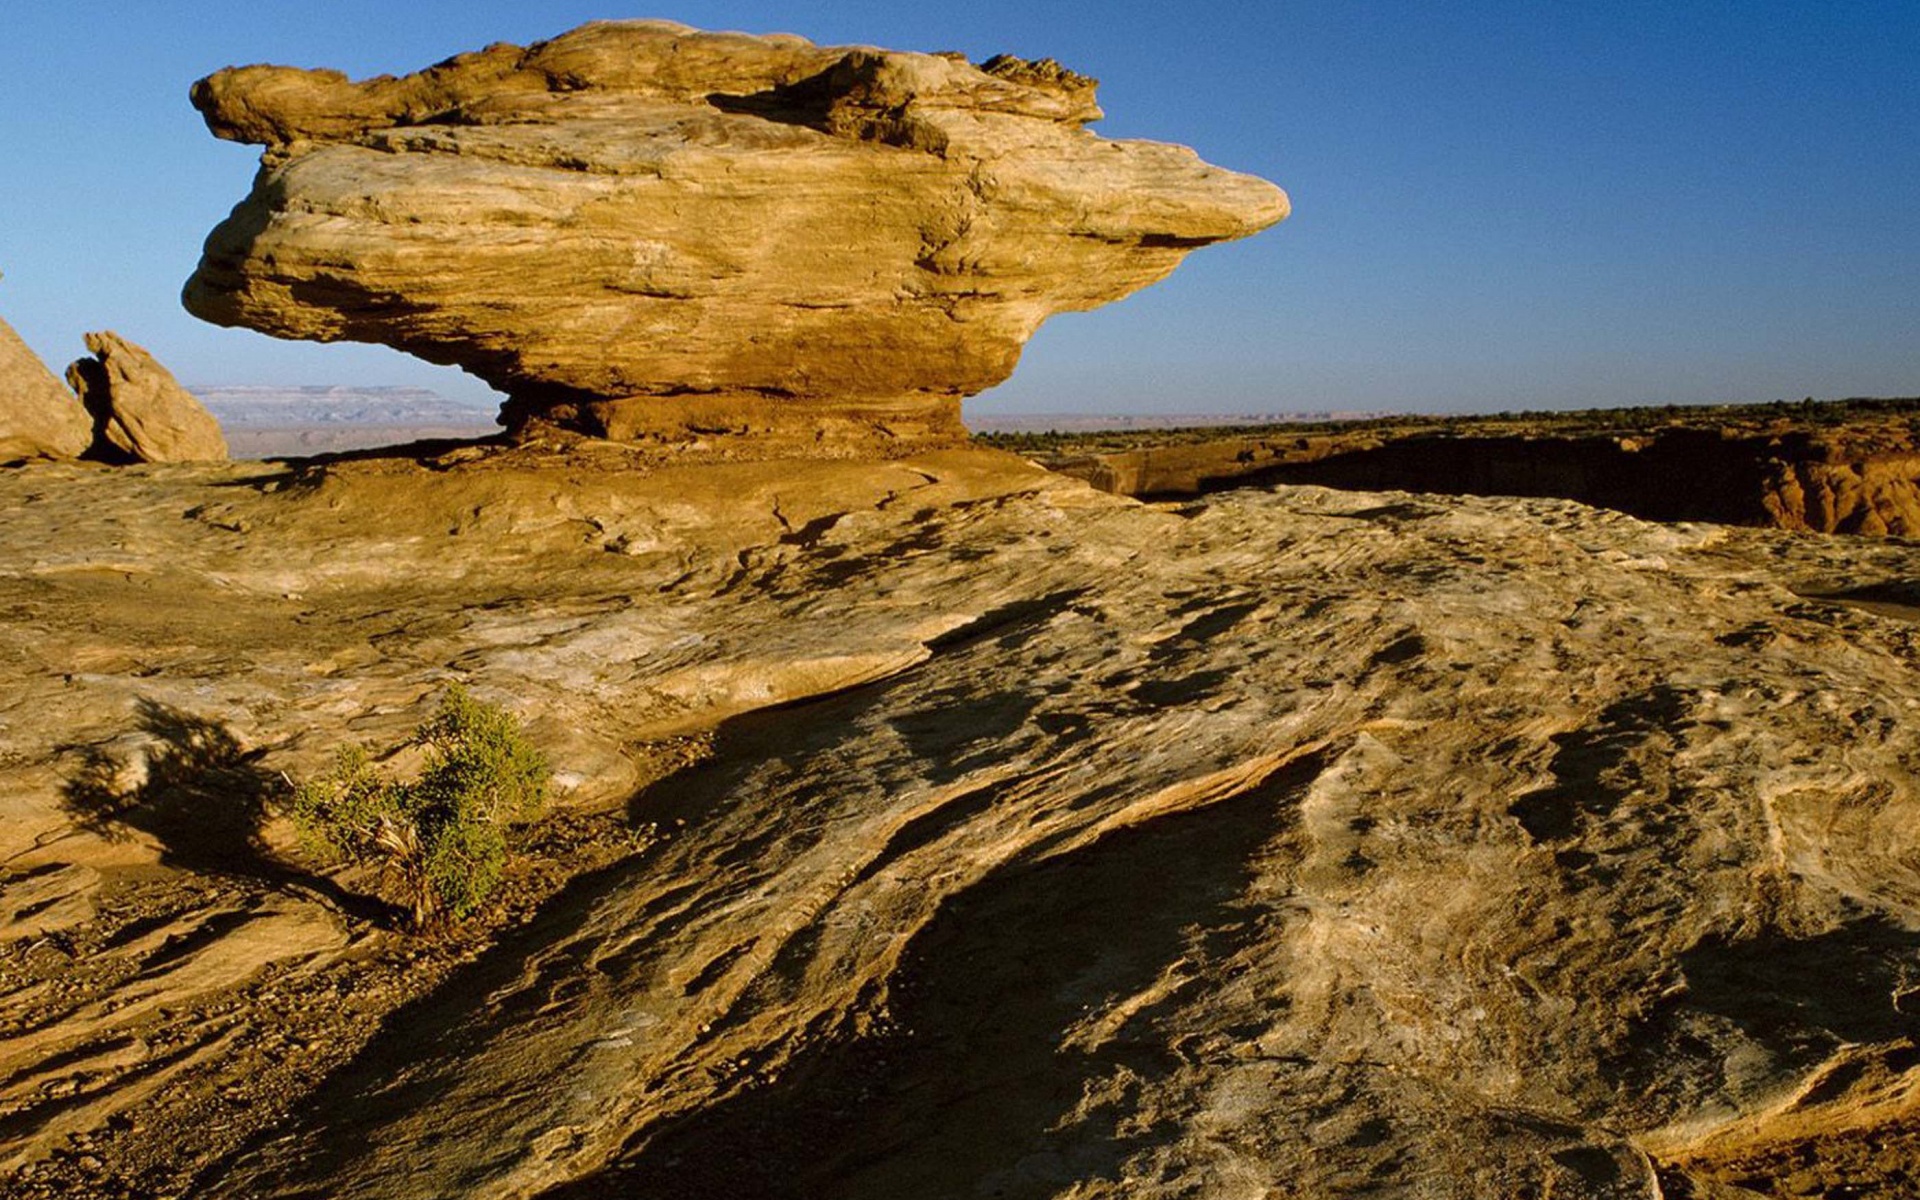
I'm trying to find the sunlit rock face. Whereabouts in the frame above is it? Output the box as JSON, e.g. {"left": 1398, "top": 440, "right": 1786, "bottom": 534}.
{"left": 67, "top": 331, "right": 229, "bottom": 463}
{"left": 0, "top": 310, "right": 90, "bottom": 461}
{"left": 183, "top": 20, "right": 1288, "bottom": 453}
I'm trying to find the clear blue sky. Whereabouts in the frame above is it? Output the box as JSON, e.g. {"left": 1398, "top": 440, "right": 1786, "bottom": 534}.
{"left": 2, "top": 2, "right": 1915, "bottom": 417}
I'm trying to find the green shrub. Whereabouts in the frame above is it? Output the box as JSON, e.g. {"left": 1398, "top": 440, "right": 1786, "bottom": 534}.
{"left": 290, "top": 685, "right": 548, "bottom": 929}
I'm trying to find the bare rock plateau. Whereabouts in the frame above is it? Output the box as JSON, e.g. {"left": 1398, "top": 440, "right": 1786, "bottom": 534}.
{"left": 6, "top": 20, "right": 1915, "bottom": 1200}
{"left": 183, "top": 20, "right": 1288, "bottom": 452}
{"left": 2, "top": 438, "right": 1920, "bottom": 1198}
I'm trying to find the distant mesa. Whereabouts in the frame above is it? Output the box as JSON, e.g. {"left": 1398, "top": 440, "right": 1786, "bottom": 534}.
{"left": 192, "top": 386, "right": 503, "bottom": 459}
{"left": 192, "top": 386, "right": 497, "bottom": 428}
{"left": 183, "top": 20, "right": 1288, "bottom": 456}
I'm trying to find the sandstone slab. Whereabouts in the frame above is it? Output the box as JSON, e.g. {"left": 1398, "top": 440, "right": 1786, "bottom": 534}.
{"left": 67, "top": 330, "right": 228, "bottom": 462}
{"left": 184, "top": 21, "right": 1288, "bottom": 450}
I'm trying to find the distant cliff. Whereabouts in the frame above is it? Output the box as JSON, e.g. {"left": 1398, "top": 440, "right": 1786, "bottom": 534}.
{"left": 192, "top": 386, "right": 500, "bottom": 457}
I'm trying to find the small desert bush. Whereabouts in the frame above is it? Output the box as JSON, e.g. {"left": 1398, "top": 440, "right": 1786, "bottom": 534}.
{"left": 290, "top": 686, "right": 548, "bottom": 929}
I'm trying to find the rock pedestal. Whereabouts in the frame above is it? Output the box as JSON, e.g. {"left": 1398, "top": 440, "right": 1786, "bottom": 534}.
{"left": 184, "top": 20, "right": 1288, "bottom": 453}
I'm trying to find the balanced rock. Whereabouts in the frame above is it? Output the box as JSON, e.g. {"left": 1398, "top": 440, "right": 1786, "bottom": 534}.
{"left": 184, "top": 20, "right": 1288, "bottom": 451}
{"left": 0, "top": 311, "right": 90, "bottom": 462}
{"left": 67, "top": 331, "right": 229, "bottom": 463}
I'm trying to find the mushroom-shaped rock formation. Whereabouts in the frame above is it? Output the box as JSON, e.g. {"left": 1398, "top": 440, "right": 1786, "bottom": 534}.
{"left": 184, "top": 20, "right": 1288, "bottom": 454}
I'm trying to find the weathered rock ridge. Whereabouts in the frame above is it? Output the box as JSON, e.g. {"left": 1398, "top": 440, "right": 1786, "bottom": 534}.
{"left": 184, "top": 20, "right": 1288, "bottom": 450}
{"left": 67, "top": 330, "right": 230, "bottom": 463}
{"left": 4, "top": 445, "right": 1920, "bottom": 1197}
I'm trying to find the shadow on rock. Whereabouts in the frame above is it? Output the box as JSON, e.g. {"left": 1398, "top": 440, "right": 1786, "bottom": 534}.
{"left": 554, "top": 751, "right": 1326, "bottom": 1200}
{"left": 1679, "top": 919, "right": 1920, "bottom": 1054}
{"left": 59, "top": 698, "right": 378, "bottom": 920}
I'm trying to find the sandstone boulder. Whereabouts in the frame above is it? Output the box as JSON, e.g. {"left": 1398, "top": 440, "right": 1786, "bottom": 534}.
{"left": 0, "top": 311, "right": 90, "bottom": 462}
{"left": 184, "top": 20, "right": 1288, "bottom": 451}
{"left": 67, "top": 331, "right": 229, "bottom": 463}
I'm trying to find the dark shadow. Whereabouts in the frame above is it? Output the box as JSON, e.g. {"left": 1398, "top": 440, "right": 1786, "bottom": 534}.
{"left": 1268, "top": 429, "right": 1778, "bottom": 524}
{"left": 706, "top": 62, "right": 858, "bottom": 134}
{"left": 205, "top": 467, "right": 305, "bottom": 492}
{"left": 1616, "top": 916, "right": 1920, "bottom": 1157}
{"left": 805, "top": 523, "right": 950, "bottom": 589}
{"left": 923, "top": 589, "right": 1094, "bottom": 655}
{"left": 888, "top": 684, "right": 1041, "bottom": 784}
{"left": 1129, "top": 668, "right": 1236, "bottom": 708}
{"left": 1158, "top": 600, "right": 1261, "bottom": 649}
{"left": 202, "top": 431, "right": 514, "bottom": 494}
{"left": 1678, "top": 919, "right": 1920, "bottom": 1053}
{"left": 66, "top": 355, "right": 137, "bottom": 466}
{"left": 1507, "top": 686, "right": 1690, "bottom": 845}
{"left": 263, "top": 431, "right": 512, "bottom": 471}
{"left": 706, "top": 55, "right": 946, "bottom": 154}
{"left": 1797, "top": 581, "right": 1920, "bottom": 623}
{"left": 59, "top": 699, "right": 380, "bottom": 921}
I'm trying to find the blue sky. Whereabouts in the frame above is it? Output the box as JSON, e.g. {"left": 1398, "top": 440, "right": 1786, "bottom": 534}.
{"left": 1, "top": 1, "right": 1915, "bottom": 417}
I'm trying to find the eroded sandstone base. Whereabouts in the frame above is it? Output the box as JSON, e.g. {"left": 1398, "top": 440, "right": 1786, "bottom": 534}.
{"left": 504, "top": 390, "right": 971, "bottom": 457}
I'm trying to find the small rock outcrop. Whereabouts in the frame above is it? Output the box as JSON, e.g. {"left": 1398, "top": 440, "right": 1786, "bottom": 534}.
{"left": 0, "top": 310, "right": 90, "bottom": 462}
{"left": 184, "top": 20, "right": 1288, "bottom": 452}
{"left": 67, "top": 331, "right": 229, "bottom": 463}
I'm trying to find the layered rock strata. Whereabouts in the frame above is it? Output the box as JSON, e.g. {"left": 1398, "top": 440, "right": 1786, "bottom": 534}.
{"left": 67, "top": 331, "right": 229, "bottom": 463}
{"left": 184, "top": 20, "right": 1288, "bottom": 451}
